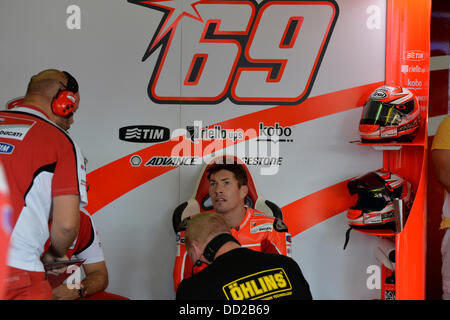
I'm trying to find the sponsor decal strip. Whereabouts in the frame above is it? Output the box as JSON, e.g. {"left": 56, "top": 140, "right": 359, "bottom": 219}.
{"left": 84, "top": 82, "right": 382, "bottom": 233}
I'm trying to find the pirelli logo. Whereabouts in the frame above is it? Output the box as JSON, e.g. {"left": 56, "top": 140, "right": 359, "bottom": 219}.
{"left": 222, "top": 268, "right": 292, "bottom": 300}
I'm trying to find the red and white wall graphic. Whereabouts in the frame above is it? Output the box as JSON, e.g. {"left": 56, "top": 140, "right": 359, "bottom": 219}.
{"left": 0, "top": 0, "right": 437, "bottom": 299}
{"left": 130, "top": 0, "right": 338, "bottom": 105}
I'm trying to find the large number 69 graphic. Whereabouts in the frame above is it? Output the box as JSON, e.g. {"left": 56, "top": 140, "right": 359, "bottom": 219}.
{"left": 146, "top": 0, "right": 338, "bottom": 105}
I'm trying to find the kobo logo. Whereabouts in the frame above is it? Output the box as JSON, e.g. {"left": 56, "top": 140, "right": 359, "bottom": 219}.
{"left": 119, "top": 125, "right": 170, "bottom": 143}
{"left": 258, "top": 122, "right": 293, "bottom": 143}
{"left": 128, "top": 0, "right": 339, "bottom": 105}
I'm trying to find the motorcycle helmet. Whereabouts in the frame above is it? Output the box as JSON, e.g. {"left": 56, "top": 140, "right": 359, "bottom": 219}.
{"left": 359, "top": 86, "right": 420, "bottom": 142}
{"left": 343, "top": 170, "right": 413, "bottom": 249}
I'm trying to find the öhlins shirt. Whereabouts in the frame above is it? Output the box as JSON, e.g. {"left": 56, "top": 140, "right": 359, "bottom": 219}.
{"left": 176, "top": 248, "right": 312, "bottom": 300}
{"left": 174, "top": 207, "right": 292, "bottom": 290}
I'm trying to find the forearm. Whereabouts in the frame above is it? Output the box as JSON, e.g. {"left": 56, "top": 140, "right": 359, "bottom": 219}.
{"left": 81, "top": 270, "right": 108, "bottom": 297}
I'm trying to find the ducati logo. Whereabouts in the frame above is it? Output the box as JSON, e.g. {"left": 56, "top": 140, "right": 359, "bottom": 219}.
{"left": 128, "top": 0, "right": 338, "bottom": 105}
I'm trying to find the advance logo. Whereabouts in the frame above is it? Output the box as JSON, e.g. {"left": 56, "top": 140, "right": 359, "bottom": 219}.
{"left": 119, "top": 125, "right": 170, "bottom": 143}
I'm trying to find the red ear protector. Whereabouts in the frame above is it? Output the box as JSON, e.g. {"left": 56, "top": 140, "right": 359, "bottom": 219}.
{"left": 51, "top": 71, "right": 79, "bottom": 118}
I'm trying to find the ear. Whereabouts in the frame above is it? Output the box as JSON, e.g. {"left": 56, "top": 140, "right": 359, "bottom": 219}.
{"left": 188, "top": 241, "right": 203, "bottom": 262}
{"left": 239, "top": 184, "right": 248, "bottom": 200}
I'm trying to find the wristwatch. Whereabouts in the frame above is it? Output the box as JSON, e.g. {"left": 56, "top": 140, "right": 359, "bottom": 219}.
{"left": 78, "top": 283, "right": 87, "bottom": 298}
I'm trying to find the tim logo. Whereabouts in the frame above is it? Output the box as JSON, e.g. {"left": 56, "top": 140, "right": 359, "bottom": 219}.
{"left": 128, "top": 0, "right": 338, "bottom": 105}
{"left": 119, "top": 125, "right": 170, "bottom": 143}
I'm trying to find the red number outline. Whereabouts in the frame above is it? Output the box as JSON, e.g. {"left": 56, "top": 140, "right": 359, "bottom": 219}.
{"left": 133, "top": 0, "right": 339, "bottom": 105}
{"left": 231, "top": 0, "right": 338, "bottom": 104}
{"left": 150, "top": 1, "right": 256, "bottom": 104}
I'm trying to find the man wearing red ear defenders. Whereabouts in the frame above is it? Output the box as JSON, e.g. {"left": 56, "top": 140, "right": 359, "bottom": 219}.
{"left": 0, "top": 69, "right": 88, "bottom": 299}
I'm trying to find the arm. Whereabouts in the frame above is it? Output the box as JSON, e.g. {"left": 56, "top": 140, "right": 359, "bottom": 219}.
{"left": 173, "top": 230, "right": 188, "bottom": 291}
{"left": 49, "top": 194, "right": 80, "bottom": 257}
{"left": 52, "top": 261, "right": 108, "bottom": 300}
{"left": 432, "top": 149, "right": 450, "bottom": 193}
{"left": 262, "top": 218, "right": 292, "bottom": 257}
{"left": 81, "top": 261, "right": 109, "bottom": 297}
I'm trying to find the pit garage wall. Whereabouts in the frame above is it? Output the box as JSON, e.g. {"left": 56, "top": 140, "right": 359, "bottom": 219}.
{"left": 0, "top": 0, "right": 390, "bottom": 299}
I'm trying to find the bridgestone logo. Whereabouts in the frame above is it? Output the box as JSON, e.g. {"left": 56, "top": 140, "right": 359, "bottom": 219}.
{"left": 119, "top": 125, "right": 170, "bottom": 143}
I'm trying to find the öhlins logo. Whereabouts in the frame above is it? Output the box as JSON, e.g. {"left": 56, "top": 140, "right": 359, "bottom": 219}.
{"left": 223, "top": 268, "right": 292, "bottom": 300}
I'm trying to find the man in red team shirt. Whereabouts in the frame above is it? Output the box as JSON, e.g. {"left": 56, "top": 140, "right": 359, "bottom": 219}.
{"left": 0, "top": 69, "right": 88, "bottom": 299}
{"left": 44, "top": 208, "right": 109, "bottom": 300}
{"left": 173, "top": 159, "right": 292, "bottom": 290}
{"left": 42, "top": 208, "right": 127, "bottom": 300}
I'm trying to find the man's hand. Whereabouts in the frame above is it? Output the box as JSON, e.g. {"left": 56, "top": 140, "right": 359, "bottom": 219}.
{"left": 42, "top": 252, "right": 69, "bottom": 277}
{"left": 52, "top": 282, "right": 82, "bottom": 300}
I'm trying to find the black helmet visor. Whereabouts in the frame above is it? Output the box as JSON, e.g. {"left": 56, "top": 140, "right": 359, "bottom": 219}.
{"left": 360, "top": 101, "right": 403, "bottom": 126}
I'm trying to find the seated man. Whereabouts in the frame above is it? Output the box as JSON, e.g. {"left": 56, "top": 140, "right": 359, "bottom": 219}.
{"left": 173, "top": 159, "right": 292, "bottom": 290}
{"left": 176, "top": 212, "right": 312, "bottom": 300}
{"left": 43, "top": 209, "right": 125, "bottom": 300}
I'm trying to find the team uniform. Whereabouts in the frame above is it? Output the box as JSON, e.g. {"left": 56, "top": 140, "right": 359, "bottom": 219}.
{"left": 0, "top": 105, "right": 87, "bottom": 299}
{"left": 173, "top": 207, "right": 292, "bottom": 290}
{"left": 44, "top": 209, "right": 128, "bottom": 300}
{"left": 176, "top": 248, "right": 312, "bottom": 300}
{"left": 432, "top": 115, "right": 450, "bottom": 299}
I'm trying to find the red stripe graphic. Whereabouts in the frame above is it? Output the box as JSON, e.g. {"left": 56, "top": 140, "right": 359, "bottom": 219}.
{"left": 282, "top": 179, "right": 357, "bottom": 237}
{"left": 85, "top": 82, "right": 383, "bottom": 225}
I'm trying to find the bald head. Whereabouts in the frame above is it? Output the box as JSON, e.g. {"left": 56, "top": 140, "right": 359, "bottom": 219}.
{"left": 185, "top": 212, "right": 231, "bottom": 249}
{"left": 22, "top": 69, "right": 80, "bottom": 131}
{"left": 185, "top": 212, "right": 241, "bottom": 264}
{"left": 25, "top": 69, "right": 68, "bottom": 99}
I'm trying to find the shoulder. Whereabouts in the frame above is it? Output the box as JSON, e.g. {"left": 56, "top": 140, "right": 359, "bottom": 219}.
{"left": 8, "top": 111, "right": 78, "bottom": 153}
{"left": 440, "top": 115, "right": 450, "bottom": 127}
{"left": 435, "top": 116, "right": 450, "bottom": 137}
{"left": 248, "top": 208, "right": 289, "bottom": 233}
{"left": 232, "top": 249, "right": 296, "bottom": 270}
{"left": 432, "top": 116, "right": 450, "bottom": 150}
{"left": 176, "top": 274, "right": 206, "bottom": 300}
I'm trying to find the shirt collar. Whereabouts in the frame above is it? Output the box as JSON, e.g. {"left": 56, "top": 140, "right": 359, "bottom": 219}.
{"left": 12, "top": 105, "right": 50, "bottom": 120}
{"left": 234, "top": 207, "right": 251, "bottom": 231}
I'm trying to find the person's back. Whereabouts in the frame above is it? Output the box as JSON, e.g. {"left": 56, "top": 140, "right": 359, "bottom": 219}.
{"left": 0, "top": 106, "right": 86, "bottom": 272}
{"left": 0, "top": 69, "right": 87, "bottom": 300}
{"left": 176, "top": 247, "right": 312, "bottom": 300}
